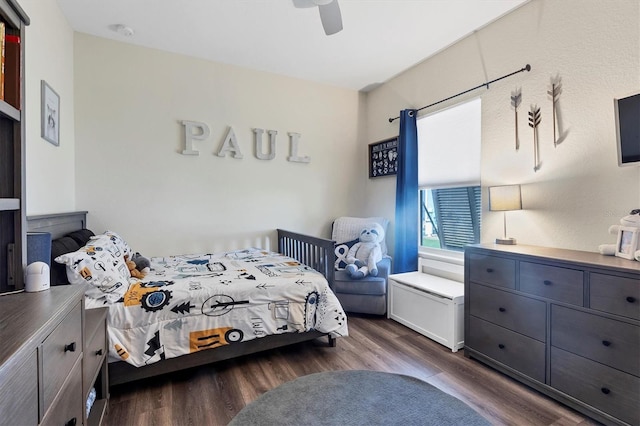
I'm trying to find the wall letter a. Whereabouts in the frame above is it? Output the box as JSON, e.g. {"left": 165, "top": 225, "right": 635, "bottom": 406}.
{"left": 217, "top": 127, "right": 243, "bottom": 159}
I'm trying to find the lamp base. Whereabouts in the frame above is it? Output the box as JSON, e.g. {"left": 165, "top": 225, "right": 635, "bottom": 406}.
{"left": 495, "top": 237, "right": 517, "bottom": 245}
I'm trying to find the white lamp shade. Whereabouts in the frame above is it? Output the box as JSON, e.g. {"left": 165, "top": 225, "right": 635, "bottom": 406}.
{"left": 489, "top": 185, "right": 522, "bottom": 211}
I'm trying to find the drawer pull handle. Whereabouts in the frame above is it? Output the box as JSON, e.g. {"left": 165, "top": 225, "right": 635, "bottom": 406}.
{"left": 498, "top": 344, "right": 505, "bottom": 349}
{"left": 65, "top": 417, "right": 77, "bottom": 426}
{"left": 601, "top": 387, "right": 610, "bottom": 395}
{"left": 602, "top": 340, "right": 611, "bottom": 347}
{"left": 499, "top": 307, "right": 506, "bottom": 312}
{"left": 95, "top": 349, "right": 103, "bottom": 356}
{"left": 486, "top": 268, "right": 494, "bottom": 273}
{"left": 626, "top": 296, "right": 636, "bottom": 303}
{"left": 64, "top": 342, "right": 76, "bottom": 353}
{"left": 543, "top": 280, "right": 552, "bottom": 286}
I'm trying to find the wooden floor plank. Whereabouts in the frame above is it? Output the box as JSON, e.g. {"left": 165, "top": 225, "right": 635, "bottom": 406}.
{"left": 103, "top": 314, "right": 600, "bottom": 426}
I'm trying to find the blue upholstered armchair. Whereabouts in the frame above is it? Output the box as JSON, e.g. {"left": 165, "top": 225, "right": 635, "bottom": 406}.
{"left": 331, "top": 217, "right": 391, "bottom": 315}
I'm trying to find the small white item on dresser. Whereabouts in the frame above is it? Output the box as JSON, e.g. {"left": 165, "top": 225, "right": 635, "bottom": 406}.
{"left": 25, "top": 261, "right": 50, "bottom": 292}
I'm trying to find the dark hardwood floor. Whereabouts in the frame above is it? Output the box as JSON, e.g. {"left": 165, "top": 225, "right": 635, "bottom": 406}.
{"left": 104, "top": 315, "right": 600, "bottom": 426}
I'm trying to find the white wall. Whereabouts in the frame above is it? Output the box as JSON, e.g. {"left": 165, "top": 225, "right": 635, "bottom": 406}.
{"left": 24, "top": 0, "right": 639, "bottom": 258}
{"left": 365, "top": 0, "right": 640, "bottom": 254}
{"left": 73, "top": 35, "right": 365, "bottom": 256}
{"left": 21, "top": 0, "right": 76, "bottom": 214}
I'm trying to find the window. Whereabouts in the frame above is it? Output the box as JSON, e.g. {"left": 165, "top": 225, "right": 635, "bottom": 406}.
{"left": 417, "top": 98, "right": 482, "bottom": 253}
{"left": 420, "top": 186, "right": 481, "bottom": 251}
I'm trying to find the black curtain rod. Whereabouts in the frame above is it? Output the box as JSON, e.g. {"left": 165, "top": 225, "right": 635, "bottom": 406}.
{"left": 388, "top": 64, "right": 531, "bottom": 123}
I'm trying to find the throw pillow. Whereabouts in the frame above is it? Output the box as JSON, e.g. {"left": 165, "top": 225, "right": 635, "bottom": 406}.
{"left": 334, "top": 239, "right": 359, "bottom": 270}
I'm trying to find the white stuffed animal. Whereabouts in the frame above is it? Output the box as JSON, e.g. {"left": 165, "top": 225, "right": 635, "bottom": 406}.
{"left": 345, "top": 223, "right": 385, "bottom": 279}
{"left": 598, "top": 210, "right": 640, "bottom": 261}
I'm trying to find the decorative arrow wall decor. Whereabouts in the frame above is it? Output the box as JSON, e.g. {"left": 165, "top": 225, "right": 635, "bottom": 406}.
{"left": 547, "top": 75, "right": 563, "bottom": 146}
{"left": 528, "top": 104, "right": 542, "bottom": 172}
{"left": 511, "top": 87, "right": 522, "bottom": 151}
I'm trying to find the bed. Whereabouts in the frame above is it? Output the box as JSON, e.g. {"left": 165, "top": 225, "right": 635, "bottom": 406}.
{"left": 27, "top": 211, "right": 346, "bottom": 386}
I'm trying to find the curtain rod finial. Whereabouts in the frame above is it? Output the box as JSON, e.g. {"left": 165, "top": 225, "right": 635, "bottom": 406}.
{"left": 525, "top": 64, "right": 531, "bottom": 71}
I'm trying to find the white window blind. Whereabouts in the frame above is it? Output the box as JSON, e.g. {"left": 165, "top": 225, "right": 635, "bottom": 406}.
{"left": 417, "top": 98, "right": 481, "bottom": 189}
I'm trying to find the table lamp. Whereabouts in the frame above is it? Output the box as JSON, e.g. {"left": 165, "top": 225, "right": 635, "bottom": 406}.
{"left": 489, "top": 185, "right": 522, "bottom": 245}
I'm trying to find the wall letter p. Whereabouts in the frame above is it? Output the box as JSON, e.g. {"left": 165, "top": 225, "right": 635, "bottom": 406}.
{"left": 181, "top": 120, "right": 210, "bottom": 155}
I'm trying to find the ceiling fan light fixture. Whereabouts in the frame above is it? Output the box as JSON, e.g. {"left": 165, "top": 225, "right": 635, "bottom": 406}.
{"left": 109, "top": 24, "right": 135, "bottom": 37}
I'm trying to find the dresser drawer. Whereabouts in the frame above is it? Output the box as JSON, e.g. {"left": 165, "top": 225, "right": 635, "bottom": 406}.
{"left": 469, "top": 284, "right": 546, "bottom": 341}
{"left": 468, "top": 254, "right": 515, "bottom": 289}
{"left": 40, "top": 357, "right": 83, "bottom": 426}
{"left": 42, "top": 302, "right": 83, "bottom": 412}
{"left": 519, "top": 261, "right": 583, "bottom": 305}
{"left": 551, "top": 305, "right": 639, "bottom": 376}
{"left": 551, "top": 347, "right": 639, "bottom": 426}
{"left": 590, "top": 273, "right": 640, "bottom": 320}
{"left": 0, "top": 351, "right": 38, "bottom": 426}
{"left": 468, "top": 316, "right": 545, "bottom": 383}
{"left": 84, "top": 309, "right": 107, "bottom": 395}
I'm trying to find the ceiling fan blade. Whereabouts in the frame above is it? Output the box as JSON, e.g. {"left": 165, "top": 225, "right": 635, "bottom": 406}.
{"left": 292, "top": 0, "right": 315, "bottom": 8}
{"left": 318, "top": 0, "right": 343, "bottom": 35}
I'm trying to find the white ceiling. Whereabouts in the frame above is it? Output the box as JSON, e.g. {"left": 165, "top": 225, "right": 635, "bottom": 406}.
{"left": 56, "top": 0, "right": 528, "bottom": 92}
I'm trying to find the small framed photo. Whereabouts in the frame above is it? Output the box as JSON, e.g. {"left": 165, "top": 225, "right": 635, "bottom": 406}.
{"left": 41, "top": 80, "right": 60, "bottom": 146}
{"left": 369, "top": 137, "right": 398, "bottom": 178}
{"left": 615, "top": 226, "right": 639, "bottom": 260}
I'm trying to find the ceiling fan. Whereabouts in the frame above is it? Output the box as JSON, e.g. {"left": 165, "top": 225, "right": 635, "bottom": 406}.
{"left": 293, "top": 0, "right": 343, "bottom": 35}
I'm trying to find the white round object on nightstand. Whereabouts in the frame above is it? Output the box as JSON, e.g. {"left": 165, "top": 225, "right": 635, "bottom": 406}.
{"left": 25, "top": 261, "right": 50, "bottom": 292}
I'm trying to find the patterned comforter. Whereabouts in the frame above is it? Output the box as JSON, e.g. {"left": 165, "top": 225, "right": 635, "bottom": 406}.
{"left": 88, "top": 248, "right": 348, "bottom": 367}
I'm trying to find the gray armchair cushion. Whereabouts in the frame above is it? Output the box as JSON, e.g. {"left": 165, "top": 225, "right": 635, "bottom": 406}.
{"left": 333, "top": 257, "right": 391, "bottom": 296}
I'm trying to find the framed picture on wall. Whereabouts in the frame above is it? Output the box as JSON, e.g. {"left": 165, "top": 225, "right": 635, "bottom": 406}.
{"left": 41, "top": 80, "right": 60, "bottom": 146}
{"left": 615, "top": 226, "right": 639, "bottom": 260}
{"left": 369, "top": 137, "right": 398, "bottom": 178}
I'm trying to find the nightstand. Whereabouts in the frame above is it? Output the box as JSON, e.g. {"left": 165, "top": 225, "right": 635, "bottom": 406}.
{"left": 84, "top": 307, "right": 109, "bottom": 425}
{"left": 0, "top": 286, "right": 85, "bottom": 426}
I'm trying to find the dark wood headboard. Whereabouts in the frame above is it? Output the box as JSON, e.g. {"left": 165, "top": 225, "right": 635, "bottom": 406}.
{"left": 27, "top": 211, "right": 88, "bottom": 238}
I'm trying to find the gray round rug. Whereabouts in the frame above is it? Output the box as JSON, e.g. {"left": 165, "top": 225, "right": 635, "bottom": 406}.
{"left": 229, "top": 370, "right": 490, "bottom": 425}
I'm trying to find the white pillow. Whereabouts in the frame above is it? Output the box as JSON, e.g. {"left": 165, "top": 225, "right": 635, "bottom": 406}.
{"left": 89, "top": 230, "right": 132, "bottom": 261}
{"left": 332, "top": 216, "right": 390, "bottom": 256}
{"left": 55, "top": 246, "right": 130, "bottom": 302}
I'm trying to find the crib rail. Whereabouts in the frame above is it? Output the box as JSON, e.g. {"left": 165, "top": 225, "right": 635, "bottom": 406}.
{"left": 277, "top": 229, "right": 335, "bottom": 288}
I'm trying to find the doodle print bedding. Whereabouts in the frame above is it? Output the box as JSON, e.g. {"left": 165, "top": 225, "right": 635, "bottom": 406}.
{"left": 89, "top": 248, "right": 348, "bottom": 367}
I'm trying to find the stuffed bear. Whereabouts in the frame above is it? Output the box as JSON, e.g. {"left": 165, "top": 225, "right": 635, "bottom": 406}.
{"left": 598, "top": 210, "right": 640, "bottom": 261}
{"left": 125, "top": 253, "right": 150, "bottom": 279}
{"left": 132, "top": 252, "right": 151, "bottom": 275}
{"left": 345, "top": 223, "right": 385, "bottom": 279}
